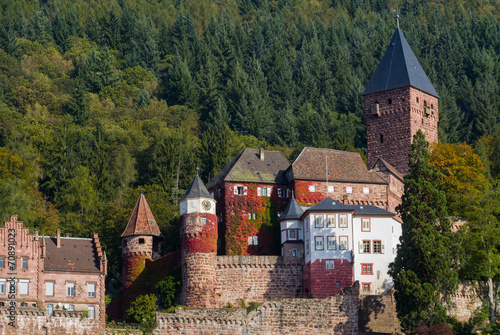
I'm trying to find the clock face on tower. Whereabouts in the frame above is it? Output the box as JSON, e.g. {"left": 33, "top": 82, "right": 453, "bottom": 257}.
{"left": 201, "top": 200, "right": 211, "bottom": 211}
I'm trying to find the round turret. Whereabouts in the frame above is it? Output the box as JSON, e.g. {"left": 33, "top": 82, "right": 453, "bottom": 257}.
{"left": 179, "top": 174, "right": 217, "bottom": 308}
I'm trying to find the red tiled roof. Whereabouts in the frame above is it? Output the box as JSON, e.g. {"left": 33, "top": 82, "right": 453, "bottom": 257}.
{"left": 121, "top": 194, "right": 162, "bottom": 237}
{"left": 44, "top": 237, "right": 100, "bottom": 273}
{"left": 291, "top": 148, "right": 386, "bottom": 184}
{"left": 371, "top": 157, "right": 404, "bottom": 182}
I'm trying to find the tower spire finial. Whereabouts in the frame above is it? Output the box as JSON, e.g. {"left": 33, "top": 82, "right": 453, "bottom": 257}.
{"left": 140, "top": 187, "right": 143, "bottom": 195}
{"left": 396, "top": 8, "right": 400, "bottom": 29}
{"left": 196, "top": 167, "right": 199, "bottom": 176}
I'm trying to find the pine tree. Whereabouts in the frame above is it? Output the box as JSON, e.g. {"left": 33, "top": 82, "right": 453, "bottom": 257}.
{"left": 65, "top": 80, "right": 89, "bottom": 126}
{"left": 389, "top": 130, "right": 462, "bottom": 332}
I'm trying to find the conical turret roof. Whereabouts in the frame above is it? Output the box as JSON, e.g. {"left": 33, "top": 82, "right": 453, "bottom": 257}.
{"left": 181, "top": 175, "right": 212, "bottom": 201}
{"left": 121, "top": 194, "right": 162, "bottom": 238}
{"left": 363, "top": 28, "right": 439, "bottom": 98}
{"left": 280, "top": 197, "right": 304, "bottom": 220}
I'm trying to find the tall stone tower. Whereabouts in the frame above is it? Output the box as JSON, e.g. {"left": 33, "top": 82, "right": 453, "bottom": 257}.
{"left": 180, "top": 174, "right": 217, "bottom": 308}
{"left": 363, "top": 27, "right": 439, "bottom": 175}
{"left": 121, "top": 193, "right": 163, "bottom": 288}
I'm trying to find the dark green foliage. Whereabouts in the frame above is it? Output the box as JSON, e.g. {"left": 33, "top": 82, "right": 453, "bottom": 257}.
{"left": 0, "top": 2, "right": 497, "bottom": 323}
{"left": 65, "top": 80, "right": 89, "bottom": 126}
{"left": 155, "top": 270, "right": 181, "bottom": 309}
{"left": 126, "top": 293, "right": 157, "bottom": 323}
{"left": 389, "top": 130, "right": 462, "bottom": 332}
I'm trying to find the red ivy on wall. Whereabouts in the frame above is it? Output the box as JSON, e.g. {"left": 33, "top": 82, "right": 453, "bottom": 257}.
{"left": 224, "top": 183, "right": 282, "bottom": 256}
{"left": 295, "top": 181, "right": 325, "bottom": 206}
{"left": 182, "top": 214, "right": 217, "bottom": 253}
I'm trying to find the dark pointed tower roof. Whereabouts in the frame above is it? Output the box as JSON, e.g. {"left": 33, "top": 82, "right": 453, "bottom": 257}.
{"left": 363, "top": 28, "right": 439, "bottom": 98}
{"left": 279, "top": 197, "right": 304, "bottom": 220}
{"left": 181, "top": 175, "right": 212, "bottom": 201}
{"left": 121, "top": 194, "right": 162, "bottom": 238}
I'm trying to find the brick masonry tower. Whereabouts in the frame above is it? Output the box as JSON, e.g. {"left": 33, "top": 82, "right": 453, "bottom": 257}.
{"left": 363, "top": 26, "right": 439, "bottom": 175}
{"left": 121, "top": 193, "right": 163, "bottom": 288}
{"left": 180, "top": 173, "right": 217, "bottom": 308}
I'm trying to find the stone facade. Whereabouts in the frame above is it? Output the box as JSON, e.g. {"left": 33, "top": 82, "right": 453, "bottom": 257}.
{"left": 155, "top": 284, "right": 359, "bottom": 335}
{"left": 293, "top": 179, "right": 389, "bottom": 209}
{"left": 0, "top": 216, "right": 106, "bottom": 334}
{"left": 364, "top": 86, "right": 439, "bottom": 175}
{"left": 0, "top": 307, "right": 102, "bottom": 335}
{"left": 303, "top": 259, "right": 353, "bottom": 298}
{"left": 214, "top": 256, "right": 303, "bottom": 307}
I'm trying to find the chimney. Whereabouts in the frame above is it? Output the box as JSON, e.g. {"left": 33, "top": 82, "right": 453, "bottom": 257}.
{"left": 259, "top": 148, "right": 265, "bottom": 161}
{"left": 34, "top": 230, "right": 38, "bottom": 240}
{"left": 56, "top": 229, "right": 61, "bottom": 248}
{"left": 66, "top": 233, "right": 70, "bottom": 237}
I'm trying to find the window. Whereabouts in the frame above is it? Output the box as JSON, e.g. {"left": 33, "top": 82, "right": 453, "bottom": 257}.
{"left": 67, "top": 305, "right": 74, "bottom": 311}
{"left": 253, "top": 236, "right": 258, "bottom": 245}
{"left": 248, "top": 236, "right": 253, "bottom": 245}
{"left": 339, "top": 215, "right": 348, "bottom": 228}
{"left": 88, "top": 283, "right": 96, "bottom": 298}
{"left": 278, "top": 188, "right": 289, "bottom": 198}
{"left": 361, "top": 264, "right": 373, "bottom": 275}
{"left": 67, "top": 283, "right": 75, "bottom": 297}
{"left": 308, "top": 185, "right": 315, "bottom": 192}
{"left": 289, "top": 230, "right": 296, "bottom": 240}
{"left": 380, "top": 134, "right": 384, "bottom": 143}
{"left": 46, "top": 282, "right": 54, "bottom": 296}
{"left": 22, "top": 257, "right": 28, "bottom": 269}
{"left": 362, "top": 283, "right": 371, "bottom": 293}
{"left": 326, "top": 215, "right": 335, "bottom": 228}
{"left": 327, "top": 236, "right": 336, "bottom": 250}
{"left": 0, "top": 279, "right": 5, "bottom": 294}
{"left": 388, "top": 98, "right": 392, "bottom": 104}
{"left": 373, "top": 240, "right": 382, "bottom": 254}
{"left": 325, "top": 260, "right": 335, "bottom": 270}
{"left": 201, "top": 218, "right": 207, "bottom": 225}
{"left": 416, "top": 97, "right": 419, "bottom": 103}
{"left": 339, "top": 236, "right": 348, "bottom": 250}
{"left": 20, "top": 280, "right": 28, "bottom": 295}
{"left": 0, "top": 257, "right": 4, "bottom": 268}
{"left": 88, "top": 306, "right": 95, "bottom": 319}
{"left": 292, "top": 249, "right": 298, "bottom": 257}
{"left": 346, "top": 187, "right": 353, "bottom": 194}
{"left": 327, "top": 185, "right": 334, "bottom": 193}
{"left": 363, "top": 240, "right": 371, "bottom": 253}
{"left": 138, "top": 238, "right": 145, "bottom": 244}
{"left": 237, "top": 186, "right": 244, "bottom": 195}
{"left": 362, "top": 219, "right": 370, "bottom": 232}
{"left": 315, "top": 215, "right": 324, "bottom": 228}
{"left": 47, "top": 304, "right": 54, "bottom": 316}
{"left": 363, "top": 187, "right": 369, "bottom": 195}
{"left": 315, "top": 236, "right": 324, "bottom": 250}
{"left": 306, "top": 240, "right": 309, "bottom": 254}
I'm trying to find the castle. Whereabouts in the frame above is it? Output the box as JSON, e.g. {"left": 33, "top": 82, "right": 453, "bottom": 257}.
{"left": 120, "top": 25, "right": 440, "bottom": 310}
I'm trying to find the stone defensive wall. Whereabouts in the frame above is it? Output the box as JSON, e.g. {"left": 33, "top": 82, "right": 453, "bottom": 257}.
{"left": 214, "top": 255, "right": 303, "bottom": 307}
{"left": 358, "top": 282, "right": 483, "bottom": 334}
{"left": 155, "top": 285, "right": 359, "bottom": 335}
{"left": 0, "top": 307, "right": 102, "bottom": 335}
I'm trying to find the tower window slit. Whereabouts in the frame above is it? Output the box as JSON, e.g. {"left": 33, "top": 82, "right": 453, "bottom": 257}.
{"left": 380, "top": 134, "right": 384, "bottom": 143}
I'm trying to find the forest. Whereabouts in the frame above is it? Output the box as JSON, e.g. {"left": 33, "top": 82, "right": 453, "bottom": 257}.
{"left": 0, "top": 0, "right": 498, "bottom": 284}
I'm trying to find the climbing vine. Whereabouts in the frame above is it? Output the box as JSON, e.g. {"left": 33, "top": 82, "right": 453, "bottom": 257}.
{"left": 224, "top": 183, "right": 281, "bottom": 255}
{"left": 182, "top": 214, "right": 217, "bottom": 253}
{"left": 294, "top": 181, "right": 324, "bottom": 206}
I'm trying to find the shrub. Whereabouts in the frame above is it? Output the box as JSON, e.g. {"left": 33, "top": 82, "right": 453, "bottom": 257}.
{"left": 126, "top": 294, "right": 157, "bottom": 324}
{"left": 155, "top": 275, "right": 180, "bottom": 309}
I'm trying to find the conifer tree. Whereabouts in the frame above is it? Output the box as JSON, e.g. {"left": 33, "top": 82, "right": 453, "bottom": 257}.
{"left": 389, "top": 130, "right": 462, "bottom": 333}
